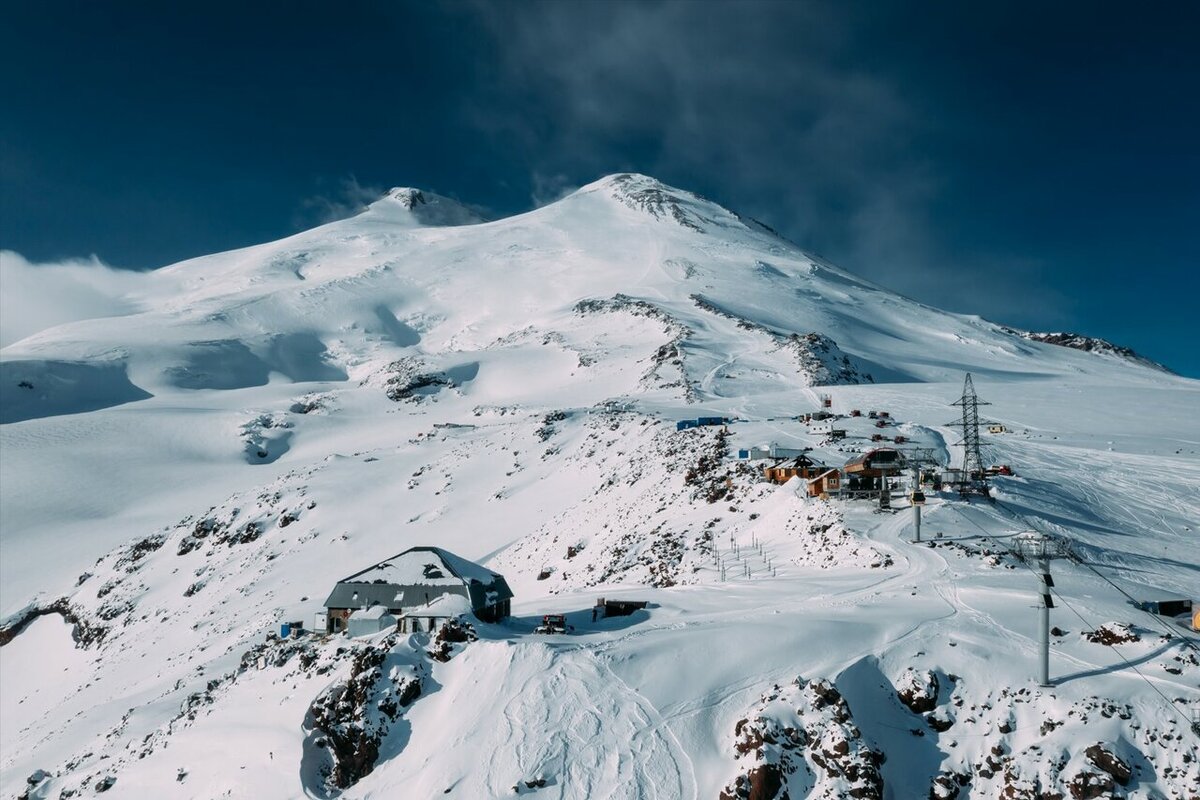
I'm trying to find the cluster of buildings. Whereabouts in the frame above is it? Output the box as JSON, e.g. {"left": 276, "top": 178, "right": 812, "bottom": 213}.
{"left": 757, "top": 447, "right": 905, "bottom": 498}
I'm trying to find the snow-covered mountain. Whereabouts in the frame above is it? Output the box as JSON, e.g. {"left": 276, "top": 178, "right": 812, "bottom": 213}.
{"left": 1, "top": 174, "right": 1197, "bottom": 799}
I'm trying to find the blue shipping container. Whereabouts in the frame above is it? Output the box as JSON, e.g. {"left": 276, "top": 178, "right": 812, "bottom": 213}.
{"left": 280, "top": 623, "right": 291, "bottom": 638}
{"left": 698, "top": 416, "right": 724, "bottom": 426}
{"left": 738, "top": 449, "right": 749, "bottom": 459}
{"left": 676, "top": 420, "right": 699, "bottom": 430}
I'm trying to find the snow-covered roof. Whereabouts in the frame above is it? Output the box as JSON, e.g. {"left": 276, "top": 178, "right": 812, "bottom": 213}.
{"left": 341, "top": 546, "right": 504, "bottom": 588}
{"left": 324, "top": 582, "right": 401, "bottom": 610}
{"left": 405, "top": 593, "right": 472, "bottom": 617}
{"left": 348, "top": 605, "right": 393, "bottom": 621}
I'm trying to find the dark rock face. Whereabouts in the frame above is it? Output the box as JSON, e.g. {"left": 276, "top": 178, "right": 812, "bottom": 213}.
{"left": 721, "top": 677, "right": 883, "bottom": 800}
{"left": 1067, "top": 770, "right": 1115, "bottom": 799}
{"left": 1085, "top": 624, "right": 1140, "bottom": 646}
{"left": 381, "top": 357, "right": 456, "bottom": 402}
{"left": 307, "top": 635, "right": 423, "bottom": 790}
{"left": 1002, "top": 328, "right": 1173, "bottom": 373}
{"left": 719, "top": 763, "right": 786, "bottom": 800}
{"left": 0, "top": 598, "right": 107, "bottom": 648}
{"left": 608, "top": 173, "right": 706, "bottom": 232}
{"left": 688, "top": 293, "right": 873, "bottom": 386}
{"left": 1084, "top": 744, "right": 1132, "bottom": 786}
{"left": 897, "top": 669, "right": 941, "bottom": 714}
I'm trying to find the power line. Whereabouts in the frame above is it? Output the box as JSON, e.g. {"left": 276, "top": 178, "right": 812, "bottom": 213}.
{"left": 940, "top": 503, "right": 1196, "bottom": 735}
{"left": 987, "top": 496, "right": 1200, "bottom": 654}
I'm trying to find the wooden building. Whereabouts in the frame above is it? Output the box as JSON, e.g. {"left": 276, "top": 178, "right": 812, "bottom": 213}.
{"left": 807, "top": 468, "right": 842, "bottom": 497}
{"left": 763, "top": 454, "right": 826, "bottom": 484}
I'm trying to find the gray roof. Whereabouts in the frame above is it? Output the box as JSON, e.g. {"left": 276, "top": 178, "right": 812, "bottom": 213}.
{"left": 325, "top": 546, "right": 513, "bottom": 611}
{"left": 324, "top": 581, "right": 403, "bottom": 610}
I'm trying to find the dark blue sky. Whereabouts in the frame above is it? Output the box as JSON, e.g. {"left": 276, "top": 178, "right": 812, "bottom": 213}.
{"left": 3, "top": 1, "right": 1197, "bottom": 375}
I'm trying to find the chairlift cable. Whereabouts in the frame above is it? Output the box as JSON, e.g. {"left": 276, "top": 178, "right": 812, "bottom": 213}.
{"left": 986, "top": 497, "right": 1200, "bottom": 654}
{"left": 941, "top": 504, "right": 1194, "bottom": 733}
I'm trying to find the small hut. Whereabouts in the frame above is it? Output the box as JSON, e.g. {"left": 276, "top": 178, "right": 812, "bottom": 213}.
{"left": 763, "top": 454, "right": 825, "bottom": 484}
{"left": 807, "top": 468, "right": 842, "bottom": 498}
{"left": 346, "top": 606, "right": 397, "bottom": 637}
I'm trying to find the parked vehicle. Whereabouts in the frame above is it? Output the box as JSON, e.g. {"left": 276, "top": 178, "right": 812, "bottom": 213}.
{"left": 534, "top": 614, "right": 572, "bottom": 634}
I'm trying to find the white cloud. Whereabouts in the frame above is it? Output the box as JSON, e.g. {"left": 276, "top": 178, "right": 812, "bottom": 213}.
{"left": 300, "top": 175, "right": 384, "bottom": 225}
{"left": 0, "top": 251, "right": 145, "bottom": 348}
{"left": 530, "top": 172, "right": 580, "bottom": 207}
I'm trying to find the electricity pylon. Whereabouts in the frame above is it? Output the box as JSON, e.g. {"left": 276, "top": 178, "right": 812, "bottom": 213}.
{"left": 949, "top": 373, "right": 991, "bottom": 497}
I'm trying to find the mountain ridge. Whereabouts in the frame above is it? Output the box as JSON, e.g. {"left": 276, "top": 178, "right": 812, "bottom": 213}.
{"left": 1, "top": 173, "right": 1197, "bottom": 800}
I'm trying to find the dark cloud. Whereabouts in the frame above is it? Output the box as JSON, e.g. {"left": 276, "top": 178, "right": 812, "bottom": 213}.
{"left": 2, "top": 0, "right": 1195, "bottom": 372}
{"left": 465, "top": 1, "right": 1014, "bottom": 312}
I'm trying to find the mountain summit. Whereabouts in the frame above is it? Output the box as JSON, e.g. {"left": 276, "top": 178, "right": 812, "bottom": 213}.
{"left": 0, "top": 174, "right": 1170, "bottom": 425}
{"left": 365, "top": 187, "right": 488, "bottom": 227}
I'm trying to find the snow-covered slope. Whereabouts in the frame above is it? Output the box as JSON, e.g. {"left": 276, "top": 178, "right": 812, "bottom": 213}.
{"left": 1, "top": 174, "right": 1197, "bottom": 800}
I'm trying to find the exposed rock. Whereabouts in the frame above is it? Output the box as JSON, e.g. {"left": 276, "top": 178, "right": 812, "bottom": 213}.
{"left": 306, "top": 634, "right": 423, "bottom": 790}
{"left": 1085, "top": 623, "right": 1140, "bottom": 646}
{"left": 1002, "top": 328, "right": 1173, "bottom": 374}
{"left": 0, "top": 598, "right": 107, "bottom": 648}
{"left": 1066, "top": 769, "right": 1115, "bottom": 799}
{"left": 1084, "top": 744, "right": 1131, "bottom": 786}
{"left": 377, "top": 357, "right": 456, "bottom": 402}
{"left": 607, "top": 173, "right": 705, "bottom": 232}
{"left": 897, "top": 668, "right": 940, "bottom": 714}
{"left": 722, "top": 677, "right": 883, "bottom": 800}
{"left": 689, "top": 294, "right": 872, "bottom": 386}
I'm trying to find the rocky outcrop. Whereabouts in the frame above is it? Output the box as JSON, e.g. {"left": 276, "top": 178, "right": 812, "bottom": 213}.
{"left": 1084, "top": 623, "right": 1140, "bottom": 646}
{"left": 378, "top": 357, "right": 457, "bottom": 402}
{"left": 1001, "top": 328, "right": 1173, "bottom": 374}
{"left": 896, "top": 669, "right": 941, "bottom": 714}
{"left": 607, "top": 173, "right": 706, "bottom": 231}
{"left": 575, "top": 294, "right": 695, "bottom": 398}
{"left": 1083, "top": 744, "right": 1132, "bottom": 787}
{"left": 306, "top": 634, "right": 424, "bottom": 790}
{"left": 689, "top": 294, "right": 873, "bottom": 386}
{"left": 721, "top": 677, "right": 884, "bottom": 800}
{"left": 0, "top": 598, "right": 107, "bottom": 648}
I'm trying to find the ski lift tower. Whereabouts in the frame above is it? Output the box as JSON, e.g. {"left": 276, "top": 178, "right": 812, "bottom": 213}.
{"left": 1015, "top": 530, "right": 1072, "bottom": 687}
{"left": 949, "top": 373, "right": 992, "bottom": 498}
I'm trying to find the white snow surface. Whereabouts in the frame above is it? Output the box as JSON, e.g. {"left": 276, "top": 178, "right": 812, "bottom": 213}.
{"left": 1, "top": 174, "right": 1197, "bottom": 799}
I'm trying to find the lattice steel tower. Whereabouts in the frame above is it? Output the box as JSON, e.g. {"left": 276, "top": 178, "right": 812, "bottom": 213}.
{"left": 950, "top": 373, "right": 990, "bottom": 496}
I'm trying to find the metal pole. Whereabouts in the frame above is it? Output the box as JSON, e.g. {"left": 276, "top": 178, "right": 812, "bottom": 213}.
{"left": 913, "top": 503, "right": 922, "bottom": 543}
{"left": 1038, "top": 557, "right": 1051, "bottom": 687}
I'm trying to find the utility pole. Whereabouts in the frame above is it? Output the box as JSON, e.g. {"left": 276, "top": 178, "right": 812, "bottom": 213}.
{"left": 1015, "top": 531, "right": 1071, "bottom": 686}
{"left": 949, "top": 373, "right": 992, "bottom": 498}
